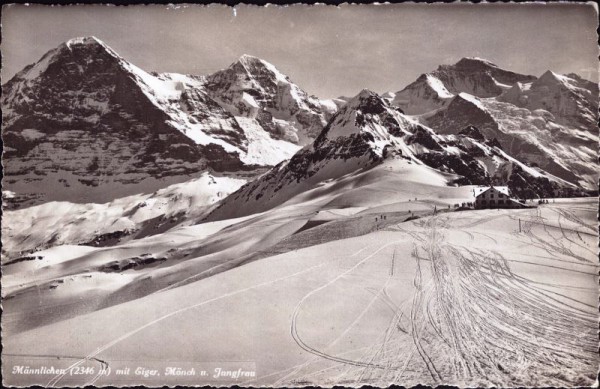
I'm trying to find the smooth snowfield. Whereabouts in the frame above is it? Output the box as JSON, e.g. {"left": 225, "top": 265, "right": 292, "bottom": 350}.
{"left": 1, "top": 172, "right": 246, "bottom": 259}
{"left": 2, "top": 199, "right": 597, "bottom": 387}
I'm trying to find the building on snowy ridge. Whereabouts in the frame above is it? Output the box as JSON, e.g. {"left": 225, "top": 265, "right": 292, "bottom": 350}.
{"left": 473, "top": 186, "right": 525, "bottom": 209}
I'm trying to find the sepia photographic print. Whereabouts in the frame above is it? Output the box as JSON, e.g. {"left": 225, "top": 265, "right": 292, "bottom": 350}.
{"left": 1, "top": 2, "right": 598, "bottom": 387}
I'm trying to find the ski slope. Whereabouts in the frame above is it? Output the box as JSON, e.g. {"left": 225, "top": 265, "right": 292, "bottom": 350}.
{"left": 2, "top": 199, "right": 597, "bottom": 387}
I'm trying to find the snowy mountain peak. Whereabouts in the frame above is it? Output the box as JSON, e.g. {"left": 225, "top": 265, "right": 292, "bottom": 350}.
{"left": 237, "top": 53, "right": 266, "bottom": 66}
{"left": 534, "top": 70, "right": 577, "bottom": 88}
{"left": 64, "top": 36, "right": 105, "bottom": 48}
{"left": 204, "top": 55, "right": 334, "bottom": 145}
{"left": 227, "top": 54, "right": 290, "bottom": 84}
{"left": 356, "top": 88, "right": 378, "bottom": 97}
{"left": 537, "top": 70, "right": 563, "bottom": 83}
{"left": 427, "top": 69, "right": 598, "bottom": 191}
{"left": 335, "top": 89, "right": 392, "bottom": 119}
{"left": 59, "top": 36, "right": 122, "bottom": 61}
{"left": 393, "top": 57, "right": 536, "bottom": 114}
{"left": 316, "top": 89, "right": 412, "bottom": 150}
{"left": 346, "top": 89, "right": 383, "bottom": 107}
{"left": 453, "top": 57, "right": 499, "bottom": 70}
{"left": 235, "top": 53, "right": 263, "bottom": 68}
{"left": 1, "top": 37, "right": 257, "bottom": 207}
{"left": 6, "top": 37, "right": 123, "bottom": 84}
{"left": 448, "top": 93, "right": 491, "bottom": 118}
{"left": 239, "top": 53, "right": 259, "bottom": 60}
{"left": 496, "top": 69, "right": 598, "bottom": 136}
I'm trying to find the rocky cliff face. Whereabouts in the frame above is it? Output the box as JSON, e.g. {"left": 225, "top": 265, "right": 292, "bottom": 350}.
{"left": 2, "top": 37, "right": 231, "bottom": 206}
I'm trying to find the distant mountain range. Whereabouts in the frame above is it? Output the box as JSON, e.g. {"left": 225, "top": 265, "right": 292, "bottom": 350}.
{"left": 2, "top": 37, "right": 336, "bottom": 207}
{"left": 206, "top": 89, "right": 581, "bottom": 221}
{"left": 2, "top": 37, "right": 597, "bottom": 210}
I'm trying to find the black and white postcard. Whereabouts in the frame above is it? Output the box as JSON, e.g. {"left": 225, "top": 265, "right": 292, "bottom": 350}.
{"left": 1, "top": 3, "right": 598, "bottom": 387}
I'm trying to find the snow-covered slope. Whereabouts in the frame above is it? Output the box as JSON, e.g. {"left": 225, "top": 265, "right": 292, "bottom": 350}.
{"left": 388, "top": 58, "right": 598, "bottom": 191}
{"left": 391, "top": 74, "right": 455, "bottom": 115}
{"left": 1, "top": 172, "right": 245, "bottom": 259}
{"left": 4, "top": 197, "right": 596, "bottom": 387}
{"left": 207, "top": 90, "right": 568, "bottom": 221}
{"left": 426, "top": 92, "right": 598, "bottom": 190}
{"left": 498, "top": 70, "right": 598, "bottom": 132}
{"left": 392, "top": 57, "right": 536, "bottom": 115}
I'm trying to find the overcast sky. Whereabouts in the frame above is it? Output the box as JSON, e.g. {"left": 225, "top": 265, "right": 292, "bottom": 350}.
{"left": 2, "top": 3, "right": 598, "bottom": 98}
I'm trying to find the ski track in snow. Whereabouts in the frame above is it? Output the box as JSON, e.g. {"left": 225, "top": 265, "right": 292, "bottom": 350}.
{"left": 45, "top": 244, "right": 377, "bottom": 386}
{"left": 267, "top": 208, "right": 597, "bottom": 387}
{"left": 5, "top": 202, "right": 596, "bottom": 387}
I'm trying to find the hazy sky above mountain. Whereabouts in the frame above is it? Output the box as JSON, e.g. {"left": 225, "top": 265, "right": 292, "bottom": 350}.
{"left": 2, "top": 3, "right": 598, "bottom": 98}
